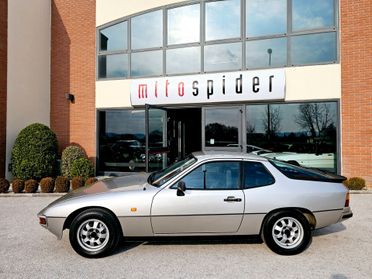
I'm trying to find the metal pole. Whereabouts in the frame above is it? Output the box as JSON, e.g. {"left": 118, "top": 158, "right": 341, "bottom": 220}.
{"left": 145, "top": 104, "right": 149, "bottom": 173}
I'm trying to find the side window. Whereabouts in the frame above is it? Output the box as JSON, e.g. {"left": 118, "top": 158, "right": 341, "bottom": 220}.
{"left": 244, "top": 162, "right": 275, "bottom": 189}
{"left": 179, "top": 161, "right": 241, "bottom": 190}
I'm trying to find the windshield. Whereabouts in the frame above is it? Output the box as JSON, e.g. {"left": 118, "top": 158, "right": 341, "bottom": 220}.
{"left": 148, "top": 155, "right": 197, "bottom": 187}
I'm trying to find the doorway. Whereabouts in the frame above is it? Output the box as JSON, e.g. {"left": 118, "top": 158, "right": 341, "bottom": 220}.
{"left": 145, "top": 106, "right": 201, "bottom": 172}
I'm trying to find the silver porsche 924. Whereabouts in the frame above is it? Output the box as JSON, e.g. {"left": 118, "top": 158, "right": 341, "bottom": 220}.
{"left": 38, "top": 152, "right": 352, "bottom": 257}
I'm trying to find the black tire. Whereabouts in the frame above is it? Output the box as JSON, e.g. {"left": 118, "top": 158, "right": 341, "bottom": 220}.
{"left": 262, "top": 210, "right": 311, "bottom": 255}
{"left": 69, "top": 208, "right": 121, "bottom": 258}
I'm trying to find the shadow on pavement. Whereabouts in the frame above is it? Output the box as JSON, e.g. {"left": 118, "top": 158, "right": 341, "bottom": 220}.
{"left": 312, "top": 223, "right": 346, "bottom": 237}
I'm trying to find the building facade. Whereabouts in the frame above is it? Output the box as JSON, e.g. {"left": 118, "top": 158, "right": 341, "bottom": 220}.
{"left": 0, "top": 0, "right": 371, "bottom": 187}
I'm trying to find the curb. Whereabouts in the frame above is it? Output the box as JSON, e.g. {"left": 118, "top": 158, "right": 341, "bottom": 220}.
{"left": 349, "top": 190, "right": 372, "bottom": 194}
{"left": 0, "top": 192, "right": 66, "bottom": 197}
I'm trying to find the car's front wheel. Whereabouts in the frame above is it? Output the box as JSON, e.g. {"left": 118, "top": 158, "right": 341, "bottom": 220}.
{"left": 262, "top": 210, "right": 311, "bottom": 255}
{"left": 69, "top": 209, "right": 121, "bottom": 258}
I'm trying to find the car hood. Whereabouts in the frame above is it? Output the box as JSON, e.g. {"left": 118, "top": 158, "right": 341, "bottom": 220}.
{"left": 43, "top": 173, "right": 149, "bottom": 209}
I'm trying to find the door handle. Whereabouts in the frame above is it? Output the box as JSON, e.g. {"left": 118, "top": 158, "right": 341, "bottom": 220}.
{"left": 224, "top": 196, "right": 242, "bottom": 202}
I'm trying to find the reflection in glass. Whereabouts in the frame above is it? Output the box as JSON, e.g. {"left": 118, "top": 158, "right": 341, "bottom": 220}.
{"left": 99, "top": 21, "right": 127, "bottom": 51}
{"left": 98, "top": 54, "right": 128, "bottom": 78}
{"left": 246, "top": 102, "right": 337, "bottom": 172}
{"left": 131, "top": 50, "right": 162, "bottom": 77}
{"left": 293, "top": 0, "right": 334, "bottom": 31}
{"left": 246, "top": 0, "right": 286, "bottom": 37}
{"left": 168, "top": 4, "right": 200, "bottom": 45}
{"left": 206, "top": 0, "right": 240, "bottom": 41}
{"left": 246, "top": 38, "right": 287, "bottom": 68}
{"left": 205, "top": 42, "right": 241, "bottom": 72}
{"left": 98, "top": 110, "right": 146, "bottom": 172}
{"left": 291, "top": 32, "right": 336, "bottom": 65}
{"left": 148, "top": 109, "right": 166, "bottom": 171}
{"left": 131, "top": 10, "right": 163, "bottom": 49}
{"left": 166, "top": 47, "right": 200, "bottom": 74}
{"left": 205, "top": 108, "right": 240, "bottom": 147}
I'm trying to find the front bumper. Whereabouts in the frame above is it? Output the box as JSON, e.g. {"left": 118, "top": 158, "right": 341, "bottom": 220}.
{"left": 341, "top": 207, "right": 353, "bottom": 220}
{"left": 37, "top": 214, "right": 65, "bottom": 240}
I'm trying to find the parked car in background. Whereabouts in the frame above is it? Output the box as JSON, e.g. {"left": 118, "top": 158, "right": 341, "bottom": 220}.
{"left": 38, "top": 152, "right": 352, "bottom": 258}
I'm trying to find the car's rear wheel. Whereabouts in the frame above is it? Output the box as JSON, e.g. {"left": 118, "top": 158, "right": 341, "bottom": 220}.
{"left": 262, "top": 210, "right": 311, "bottom": 255}
{"left": 69, "top": 209, "right": 121, "bottom": 258}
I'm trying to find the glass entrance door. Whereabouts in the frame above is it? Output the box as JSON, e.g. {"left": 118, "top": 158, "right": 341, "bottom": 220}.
{"left": 145, "top": 105, "right": 168, "bottom": 172}
{"left": 203, "top": 106, "right": 244, "bottom": 152}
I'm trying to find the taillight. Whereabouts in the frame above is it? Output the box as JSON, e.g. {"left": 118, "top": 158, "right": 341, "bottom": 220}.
{"left": 345, "top": 192, "right": 350, "bottom": 207}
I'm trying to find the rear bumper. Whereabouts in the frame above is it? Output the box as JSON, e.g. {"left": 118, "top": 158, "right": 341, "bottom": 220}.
{"left": 341, "top": 207, "right": 353, "bottom": 220}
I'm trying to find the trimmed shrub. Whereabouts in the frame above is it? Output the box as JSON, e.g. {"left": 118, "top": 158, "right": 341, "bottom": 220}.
{"left": 12, "top": 179, "right": 25, "bottom": 193}
{"left": 0, "top": 178, "right": 10, "bottom": 193}
{"left": 11, "top": 123, "right": 58, "bottom": 180}
{"left": 61, "top": 145, "right": 86, "bottom": 179}
{"left": 85, "top": 177, "right": 98, "bottom": 186}
{"left": 25, "top": 179, "right": 39, "bottom": 193}
{"left": 40, "top": 177, "right": 55, "bottom": 193}
{"left": 55, "top": 176, "right": 70, "bottom": 193}
{"left": 71, "top": 177, "right": 85, "bottom": 190}
{"left": 344, "top": 177, "right": 366, "bottom": 190}
{"left": 70, "top": 158, "right": 94, "bottom": 180}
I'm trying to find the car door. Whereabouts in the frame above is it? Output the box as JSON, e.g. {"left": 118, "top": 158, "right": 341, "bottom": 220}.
{"left": 151, "top": 161, "right": 245, "bottom": 234}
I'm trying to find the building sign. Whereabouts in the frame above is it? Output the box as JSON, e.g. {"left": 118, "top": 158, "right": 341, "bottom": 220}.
{"left": 130, "top": 69, "right": 285, "bottom": 106}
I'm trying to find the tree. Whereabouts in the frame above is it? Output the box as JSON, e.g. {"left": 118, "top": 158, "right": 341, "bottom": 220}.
{"left": 262, "top": 105, "right": 281, "bottom": 140}
{"left": 296, "top": 103, "right": 333, "bottom": 139}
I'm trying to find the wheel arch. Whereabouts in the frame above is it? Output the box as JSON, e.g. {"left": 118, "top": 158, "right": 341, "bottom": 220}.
{"left": 63, "top": 206, "right": 123, "bottom": 236}
{"left": 259, "top": 207, "right": 316, "bottom": 236}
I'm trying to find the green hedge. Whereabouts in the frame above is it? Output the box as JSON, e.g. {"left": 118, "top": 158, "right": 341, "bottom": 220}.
{"left": 70, "top": 158, "right": 94, "bottom": 180}
{"left": 61, "top": 145, "right": 86, "bottom": 179}
{"left": 11, "top": 123, "right": 58, "bottom": 180}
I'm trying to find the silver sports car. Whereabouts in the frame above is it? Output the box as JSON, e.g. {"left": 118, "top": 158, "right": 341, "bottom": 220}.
{"left": 38, "top": 152, "right": 352, "bottom": 257}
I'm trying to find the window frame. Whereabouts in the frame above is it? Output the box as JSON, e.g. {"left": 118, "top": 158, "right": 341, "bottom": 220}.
{"left": 242, "top": 161, "right": 276, "bottom": 189}
{"left": 170, "top": 159, "right": 244, "bottom": 191}
{"left": 96, "top": 0, "right": 339, "bottom": 80}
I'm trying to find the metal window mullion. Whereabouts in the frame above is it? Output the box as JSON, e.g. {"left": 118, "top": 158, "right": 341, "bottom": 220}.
{"left": 128, "top": 18, "right": 132, "bottom": 78}
{"left": 242, "top": 0, "right": 246, "bottom": 70}
{"left": 201, "top": 1, "right": 205, "bottom": 73}
{"left": 163, "top": 8, "right": 167, "bottom": 76}
{"left": 287, "top": 0, "right": 292, "bottom": 67}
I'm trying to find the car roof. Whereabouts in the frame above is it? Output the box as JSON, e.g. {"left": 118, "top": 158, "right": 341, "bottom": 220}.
{"left": 192, "top": 151, "right": 268, "bottom": 162}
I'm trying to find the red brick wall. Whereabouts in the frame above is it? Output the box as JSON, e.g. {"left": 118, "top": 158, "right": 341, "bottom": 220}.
{"left": 341, "top": 0, "right": 372, "bottom": 187}
{"left": 0, "top": 0, "right": 7, "bottom": 177}
{"left": 50, "top": 0, "right": 96, "bottom": 164}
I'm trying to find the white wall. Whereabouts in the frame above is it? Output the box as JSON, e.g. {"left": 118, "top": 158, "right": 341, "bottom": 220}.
{"left": 6, "top": 0, "right": 51, "bottom": 179}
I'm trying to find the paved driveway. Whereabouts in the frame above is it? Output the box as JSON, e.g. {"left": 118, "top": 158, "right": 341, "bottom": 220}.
{"left": 0, "top": 194, "right": 371, "bottom": 279}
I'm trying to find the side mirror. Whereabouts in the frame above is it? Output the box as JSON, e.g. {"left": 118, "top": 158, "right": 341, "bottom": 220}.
{"left": 177, "top": 181, "right": 186, "bottom": 196}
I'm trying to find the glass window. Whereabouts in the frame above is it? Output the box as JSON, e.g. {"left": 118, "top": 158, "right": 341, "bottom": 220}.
{"left": 166, "top": 46, "right": 200, "bottom": 74}
{"left": 180, "top": 162, "right": 241, "bottom": 190}
{"left": 205, "top": 108, "right": 240, "bottom": 147}
{"left": 98, "top": 110, "right": 146, "bottom": 172}
{"left": 98, "top": 54, "right": 128, "bottom": 78}
{"left": 246, "top": 102, "right": 338, "bottom": 173}
{"left": 168, "top": 4, "right": 200, "bottom": 45}
{"left": 131, "top": 10, "right": 163, "bottom": 49}
{"left": 291, "top": 32, "right": 336, "bottom": 65}
{"left": 292, "top": 0, "right": 335, "bottom": 31}
{"left": 246, "top": 0, "right": 287, "bottom": 37}
{"left": 244, "top": 162, "right": 275, "bottom": 188}
{"left": 99, "top": 21, "right": 127, "bottom": 51}
{"left": 131, "top": 50, "right": 163, "bottom": 77}
{"left": 205, "top": 0, "right": 241, "bottom": 41}
{"left": 270, "top": 160, "right": 335, "bottom": 181}
{"left": 204, "top": 42, "right": 242, "bottom": 72}
{"left": 246, "top": 37, "right": 287, "bottom": 69}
